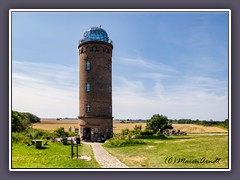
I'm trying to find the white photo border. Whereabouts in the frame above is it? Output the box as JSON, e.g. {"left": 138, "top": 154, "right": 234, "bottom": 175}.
{"left": 9, "top": 9, "right": 231, "bottom": 172}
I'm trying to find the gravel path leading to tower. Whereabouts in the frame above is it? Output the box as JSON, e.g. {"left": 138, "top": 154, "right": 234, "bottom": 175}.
{"left": 84, "top": 142, "right": 129, "bottom": 168}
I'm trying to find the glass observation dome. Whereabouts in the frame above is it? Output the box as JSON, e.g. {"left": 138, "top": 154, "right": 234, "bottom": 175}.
{"left": 80, "top": 26, "right": 112, "bottom": 44}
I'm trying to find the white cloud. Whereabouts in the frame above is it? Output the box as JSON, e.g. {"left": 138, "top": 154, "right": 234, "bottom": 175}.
{"left": 112, "top": 56, "right": 228, "bottom": 121}
{"left": 12, "top": 60, "right": 78, "bottom": 118}
{"left": 13, "top": 61, "right": 78, "bottom": 88}
{"left": 12, "top": 58, "right": 228, "bottom": 121}
{"left": 12, "top": 83, "right": 78, "bottom": 118}
{"left": 113, "top": 76, "right": 228, "bottom": 121}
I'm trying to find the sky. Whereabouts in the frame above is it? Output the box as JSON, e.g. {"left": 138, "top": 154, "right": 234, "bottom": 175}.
{"left": 11, "top": 10, "right": 229, "bottom": 121}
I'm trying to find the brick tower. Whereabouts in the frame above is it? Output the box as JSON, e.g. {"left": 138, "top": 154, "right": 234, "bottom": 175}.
{"left": 78, "top": 27, "right": 113, "bottom": 142}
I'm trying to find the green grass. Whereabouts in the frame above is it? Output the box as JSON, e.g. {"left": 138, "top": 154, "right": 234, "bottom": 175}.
{"left": 103, "top": 138, "right": 146, "bottom": 148}
{"left": 103, "top": 135, "right": 229, "bottom": 168}
{"left": 12, "top": 142, "right": 100, "bottom": 168}
{"left": 187, "top": 132, "right": 228, "bottom": 134}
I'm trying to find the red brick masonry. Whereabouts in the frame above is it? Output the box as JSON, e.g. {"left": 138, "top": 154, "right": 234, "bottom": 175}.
{"left": 78, "top": 41, "right": 113, "bottom": 141}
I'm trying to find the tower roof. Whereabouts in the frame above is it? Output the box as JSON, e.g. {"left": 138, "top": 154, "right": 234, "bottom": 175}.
{"left": 80, "top": 26, "right": 112, "bottom": 44}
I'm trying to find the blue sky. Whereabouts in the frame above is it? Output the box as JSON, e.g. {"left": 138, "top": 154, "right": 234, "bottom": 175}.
{"left": 11, "top": 10, "right": 229, "bottom": 120}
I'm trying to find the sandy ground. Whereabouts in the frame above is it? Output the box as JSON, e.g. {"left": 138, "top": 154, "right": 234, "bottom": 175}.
{"left": 32, "top": 119, "right": 79, "bottom": 131}
{"left": 32, "top": 119, "right": 227, "bottom": 133}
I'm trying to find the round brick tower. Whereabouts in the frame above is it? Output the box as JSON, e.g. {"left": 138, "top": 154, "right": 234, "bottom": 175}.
{"left": 78, "top": 27, "right": 113, "bottom": 142}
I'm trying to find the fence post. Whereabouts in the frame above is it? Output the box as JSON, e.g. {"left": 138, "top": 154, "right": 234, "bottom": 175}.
{"left": 71, "top": 139, "right": 73, "bottom": 159}
{"left": 76, "top": 143, "right": 78, "bottom": 159}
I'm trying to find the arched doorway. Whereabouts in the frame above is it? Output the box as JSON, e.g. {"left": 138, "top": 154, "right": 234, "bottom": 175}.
{"left": 83, "top": 127, "right": 91, "bottom": 141}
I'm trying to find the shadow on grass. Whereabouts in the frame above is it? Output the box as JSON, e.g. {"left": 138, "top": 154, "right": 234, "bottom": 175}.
{"left": 36, "top": 146, "right": 48, "bottom": 150}
{"left": 140, "top": 136, "right": 191, "bottom": 140}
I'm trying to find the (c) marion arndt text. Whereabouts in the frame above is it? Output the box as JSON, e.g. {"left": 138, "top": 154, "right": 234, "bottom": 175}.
{"left": 165, "top": 157, "right": 221, "bottom": 164}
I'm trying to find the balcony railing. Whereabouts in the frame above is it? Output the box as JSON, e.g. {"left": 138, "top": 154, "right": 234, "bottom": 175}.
{"left": 78, "top": 38, "right": 113, "bottom": 46}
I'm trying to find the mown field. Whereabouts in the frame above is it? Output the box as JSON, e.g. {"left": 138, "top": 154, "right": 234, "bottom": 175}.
{"left": 26, "top": 119, "right": 228, "bottom": 169}
{"left": 103, "top": 135, "right": 229, "bottom": 168}
{"left": 12, "top": 135, "right": 228, "bottom": 169}
{"left": 32, "top": 119, "right": 228, "bottom": 134}
{"left": 113, "top": 122, "right": 227, "bottom": 134}
{"left": 12, "top": 142, "right": 100, "bottom": 168}
{"left": 32, "top": 119, "right": 79, "bottom": 131}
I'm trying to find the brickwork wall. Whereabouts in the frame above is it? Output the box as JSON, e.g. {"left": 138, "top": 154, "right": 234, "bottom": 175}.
{"left": 79, "top": 117, "right": 113, "bottom": 140}
{"left": 78, "top": 41, "right": 113, "bottom": 140}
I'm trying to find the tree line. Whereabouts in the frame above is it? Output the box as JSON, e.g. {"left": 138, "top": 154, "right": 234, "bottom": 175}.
{"left": 117, "top": 118, "right": 228, "bottom": 129}
{"left": 12, "top": 110, "right": 40, "bottom": 132}
{"left": 11, "top": 110, "right": 78, "bottom": 143}
{"left": 168, "top": 119, "right": 229, "bottom": 129}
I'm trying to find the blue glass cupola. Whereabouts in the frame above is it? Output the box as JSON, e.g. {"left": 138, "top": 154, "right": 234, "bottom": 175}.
{"left": 80, "top": 26, "right": 112, "bottom": 44}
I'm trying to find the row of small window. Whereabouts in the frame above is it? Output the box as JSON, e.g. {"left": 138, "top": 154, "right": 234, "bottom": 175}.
{"left": 68, "top": 127, "right": 79, "bottom": 133}
{"left": 85, "top": 61, "right": 111, "bottom": 71}
{"left": 80, "top": 46, "right": 110, "bottom": 54}
{"left": 86, "top": 83, "right": 111, "bottom": 93}
{"left": 85, "top": 104, "right": 112, "bottom": 113}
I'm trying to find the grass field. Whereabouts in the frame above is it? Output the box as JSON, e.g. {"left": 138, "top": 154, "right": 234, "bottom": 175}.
{"left": 103, "top": 135, "right": 229, "bottom": 168}
{"left": 32, "top": 119, "right": 227, "bottom": 134}
{"left": 12, "top": 142, "right": 100, "bottom": 168}
{"left": 113, "top": 122, "right": 227, "bottom": 134}
{"left": 28, "top": 119, "right": 228, "bottom": 169}
{"left": 13, "top": 118, "right": 229, "bottom": 169}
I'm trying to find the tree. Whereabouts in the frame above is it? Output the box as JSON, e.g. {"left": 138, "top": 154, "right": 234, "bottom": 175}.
{"left": 12, "top": 110, "right": 32, "bottom": 132}
{"left": 146, "top": 114, "right": 173, "bottom": 134}
{"left": 22, "top": 112, "right": 40, "bottom": 123}
{"left": 223, "top": 119, "right": 229, "bottom": 129}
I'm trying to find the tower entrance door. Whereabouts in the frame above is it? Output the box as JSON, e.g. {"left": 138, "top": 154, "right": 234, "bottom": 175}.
{"left": 83, "top": 127, "right": 91, "bottom": 141}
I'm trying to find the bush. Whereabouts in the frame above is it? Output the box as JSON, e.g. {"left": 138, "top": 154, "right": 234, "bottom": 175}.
{"left": 12, "top": 110, "right": 31, "bottom": 132}
{"left": 12, "top": 132, "right": 27, "bottom": 143}
{"left": 68, "top": 132, "right": 78, "bottom": 137}
{"left": 103, "top": 138, "right": 146, "bottom": 148}
{"left": 27, "top": 128, "right": 53, "bottom": 140}
{"left": 154, "top": 131, "right": 167, "bottom": 137}
{"left": 54, "top": 127, "right": 68, "bottom": 137}
{"left": 12, "top": 128, "right": 53, "bottom": 143}
{"left": 140, "top": 130, "right": 154, "bottom": 137}
{"left": 121, "top": 128, "right": 130, "bottom": 135}
{"left": 132, "top": 125, "right": 142, "bottom": 134}
{"left": 153, "top": 133, "right": 167, "bottom": 138}
{"left": 131, "top": 134, "right": 142, "bottom": 139}
{"left": 22, "top": 112, "right": 40, "bottom": 123}
{"left": 53, "top": 127, "right": 78, "bottom": 138}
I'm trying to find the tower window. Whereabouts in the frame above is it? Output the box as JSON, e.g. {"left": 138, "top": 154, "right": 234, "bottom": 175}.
{"left": 86, "top": 83, "right": 90, "bottom": 92}
{"left": 86, "top": 61, "right": 91, "bottom": 71}
{"left": 105, "top": 48, "right": 109, "bottom": 53}
{"left": 109, "top": 105, "right": 112, "bottom": 113}
{"left": 92, "top": 46, "right": 97, "bottom": 51}
{"left": 108, "top": 64, "right": 111, "bottom": 72}
{"left": 86, "top": 104, "right": 91, "bottom": 112}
